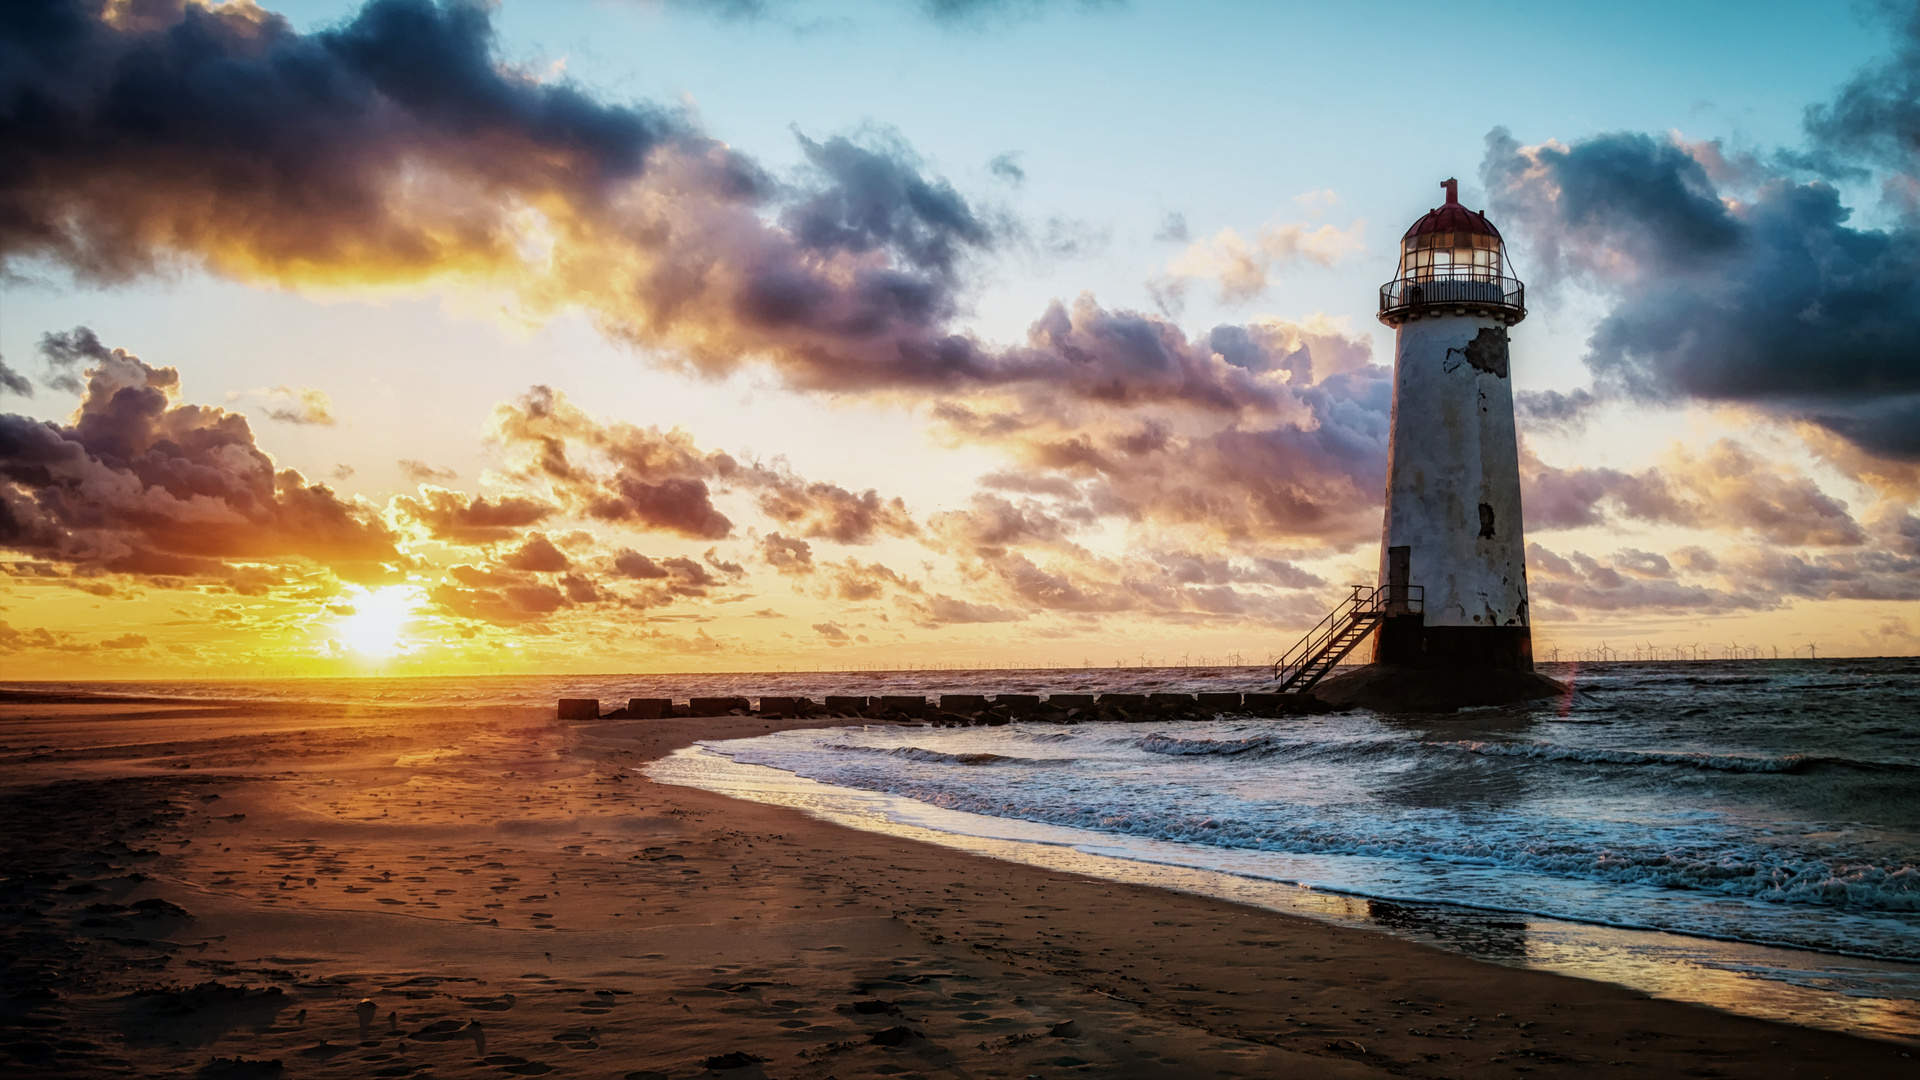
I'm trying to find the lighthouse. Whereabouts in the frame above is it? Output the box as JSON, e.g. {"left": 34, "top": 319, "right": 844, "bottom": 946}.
{"left": 1281, "top": 179, "right": 1562, "bottom": 709}
{"left": 1373, "top": 178, "right": 1532, "bottom": 670}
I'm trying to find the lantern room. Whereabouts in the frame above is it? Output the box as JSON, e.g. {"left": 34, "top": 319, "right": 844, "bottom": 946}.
{"left": 1378, "top": 178, "right": 1526, "bottom": 327}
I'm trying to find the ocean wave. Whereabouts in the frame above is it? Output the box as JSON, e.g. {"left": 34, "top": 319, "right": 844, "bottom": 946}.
{"left": 818, "top": 743, "right": 1040, "bottom": 767}
{"left": 1135, "top": 733, "right": 1280, "bottom": 757}
{"left": 793, "top": 774, "right": 1920, "bottom": 915}
{"left": 1431, "top": 740, "right": 1809, "bottom": 773}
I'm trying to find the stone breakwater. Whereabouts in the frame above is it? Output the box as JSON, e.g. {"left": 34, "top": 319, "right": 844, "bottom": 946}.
{"left": 556, "top": 690, "right": 1341, "bottom": 724}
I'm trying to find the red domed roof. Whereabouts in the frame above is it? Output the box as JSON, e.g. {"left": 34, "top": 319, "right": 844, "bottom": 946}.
{"left": 1402, "top": 178, "right": 1503, "bottom": 241}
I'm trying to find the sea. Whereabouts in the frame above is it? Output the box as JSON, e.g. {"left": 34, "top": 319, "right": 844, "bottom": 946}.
{"left": 11, "top": 658, "right": 1919, "bottom": 1041}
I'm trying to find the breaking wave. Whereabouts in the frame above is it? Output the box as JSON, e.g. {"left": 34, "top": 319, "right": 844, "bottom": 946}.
{"left": 694, "top": 658, "right": 1920, "bottom": 961}
{"left": 814, "top": 743, "right": 1039, "bottom": 767}
{"left": 1430, "top": 740, "right": 1811, "bottom": 773}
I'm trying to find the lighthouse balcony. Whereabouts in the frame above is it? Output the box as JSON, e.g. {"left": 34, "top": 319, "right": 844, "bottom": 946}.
{"left": 1378, "top": 273, "right": 1525, "bottom": 327}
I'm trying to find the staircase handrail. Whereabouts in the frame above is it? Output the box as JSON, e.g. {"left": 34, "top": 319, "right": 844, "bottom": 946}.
{"left": 1273, "top": 584, "right": 1378, "bottom": 685}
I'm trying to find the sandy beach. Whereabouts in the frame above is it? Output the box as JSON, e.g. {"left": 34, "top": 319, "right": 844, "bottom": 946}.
{"left": 1, "top": 691, "right": 1912, "bottom": 1079}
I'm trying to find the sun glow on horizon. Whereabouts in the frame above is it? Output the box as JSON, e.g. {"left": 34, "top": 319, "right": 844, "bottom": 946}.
{"left": 332, "top": 584, "right": 425, "bottom": 659}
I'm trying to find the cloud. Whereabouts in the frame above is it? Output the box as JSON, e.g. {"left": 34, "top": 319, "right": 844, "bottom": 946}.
{"left": 1800, "top": 2, "right": 1920, "bottom": 180}
{"left": 988, "top": 151, "right": 1025, "bottom": 185}
{"left": 1522, "top": 440, "right": 1866, "bottom": 546}
{"left": 37, "top": 327, "right": 106, "bottom": 395}
{"left": 0, "top": 355, "right": 31, "bottom": 396}
{"left": 651, "top": 0, "right": 1116, "bottom": 27}
{"left": 489, "top": 385, "right": 938, "bottom": 548}
{"left": 390, "top": 485, "right": 555, "bottom": 542}
{"left": 750, "top": 469, "right": 918, "bottom": 543}
{"left": 816, "top": 557, "right": 917, "bottom": 601}
{"left": 427, "top": 531, "right": 751, "bottom": 625}
{"left": 759, "top": 531, "right": 814, "bottom": 574}
{"left": 1525, "top": 534, "right": 1920, "bottom": 618}
{"left": 611, "top": 549, "right": 671, "bottom": 579}
{"left": 398, "top": 459, "right": 459, "bottom": 483}
{"left": 1524, "top": 543, "right": 1775, "bottom": 616}
{"left": 499, "top": 532, "right": 571, "bottom": 572}
{"left": 491, "top": 386, "right": 737, "bottom": 539}
{"left": 898, "top": 592, "right": 1023, "bottom": 625}
{"left": 0, "top": 328, "right": 399, "bottom": 582}
{"left": 1482, "top": 19, "right": 1920, "bottom": 464}
{"left": 0, "top": 621, "right": 97, "bottom": 653}
{"left": 2, "top": 0, "right": 685, "bottom": 285}
{"left": 925, "top": 317, "right": 1391, "bottom": 549}
{"left": 1155, "top": 218, "right": 1365, "bottom": 307}
{"left": 1, "top": 0, "right": 1375, "bottom": 426}
{"left": 811, "top": 620, "right": 851, "bottom": 645}
{"left": 1515, "top": 386, "right": 1599, "bottom": 431}
{"left": 917, "top": 493, "right": 1333, "bottom": 624}
{"left": 264, "top": 386, "right": 339, "bottom": 426}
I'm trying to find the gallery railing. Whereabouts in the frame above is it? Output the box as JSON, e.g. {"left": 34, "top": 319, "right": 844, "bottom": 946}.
{"left": 1379, "top": 274, "right": 1525, "bottom": 320}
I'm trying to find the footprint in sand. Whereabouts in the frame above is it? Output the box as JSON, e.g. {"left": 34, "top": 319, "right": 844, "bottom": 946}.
{"left": 482, "top": 1056, "right": 552, "bottom": 1076}
{"left": 408, "top": 1020, "right": 467, "bottom": 1042}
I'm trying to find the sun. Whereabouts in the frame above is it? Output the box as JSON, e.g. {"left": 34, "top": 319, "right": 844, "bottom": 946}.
{"left": 333, "top": 584, "right": 423, "bottom": 658}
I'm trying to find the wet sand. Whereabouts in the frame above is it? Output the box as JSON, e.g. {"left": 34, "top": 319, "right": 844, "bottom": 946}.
{"left": 0, "top": 692, "right": 1911, "bottom": 1078}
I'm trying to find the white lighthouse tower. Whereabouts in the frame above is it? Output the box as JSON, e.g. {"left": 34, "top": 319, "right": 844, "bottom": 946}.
{"left": 1274, "top": 179, "right": 1562, "bottom": 708}
{"left": 1373, "top": 178, "right": 1532, "bottom": 670}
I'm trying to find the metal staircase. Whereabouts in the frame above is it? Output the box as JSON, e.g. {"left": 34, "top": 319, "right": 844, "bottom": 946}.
{"left": 1272, "top": 583, "right": 1422, "bottom": 692}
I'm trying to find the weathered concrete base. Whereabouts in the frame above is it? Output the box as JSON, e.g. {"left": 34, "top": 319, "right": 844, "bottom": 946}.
{"left": 1312, "top": 663, "right": 1567, "bottom": 713}
{"left": 1373, "top": 615, "right": 1533, "bottom": 670}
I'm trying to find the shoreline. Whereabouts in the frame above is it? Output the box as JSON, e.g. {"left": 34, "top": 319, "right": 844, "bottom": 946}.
{"left": 0, "top": 697, "right": 1912, "bottom": 1078}
{"left": 652, "top": 740, "right": 1920, "bottom": 1039}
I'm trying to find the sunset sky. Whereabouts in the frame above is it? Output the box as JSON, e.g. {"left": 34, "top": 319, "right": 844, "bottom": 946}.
{"left": 3, "top": 0, "right": 1918, "bottom": 677}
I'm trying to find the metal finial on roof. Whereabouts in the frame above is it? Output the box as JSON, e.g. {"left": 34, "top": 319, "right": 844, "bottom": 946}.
{"left": 1442, "top": 178, "right": 1459, "bottom": 205}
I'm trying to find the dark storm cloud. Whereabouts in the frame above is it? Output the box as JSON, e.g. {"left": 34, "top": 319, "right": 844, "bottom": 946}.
{"left": 0, "top": 0, "right": 688, "bottom": 281}
{"left": 1483, "top": 6, "right": 1920, "bottom": 462}
{"left": 1, "top": 0, "right": 1361, "bottom": 423}
{"left": 0, "top": 327, "right": 398, "bottom": 580}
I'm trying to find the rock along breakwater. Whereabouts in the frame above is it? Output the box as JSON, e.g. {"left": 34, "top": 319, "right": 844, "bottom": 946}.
{"left": 556, "top": 690, "right": 1342, "bottom": 724}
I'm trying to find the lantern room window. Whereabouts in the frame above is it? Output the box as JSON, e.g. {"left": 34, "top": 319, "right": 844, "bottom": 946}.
{"left": 1377, "top": 178, "right": 1526, "bottom": 327}
{"left": 1399, "top": 231, "right": 1504, "bottom": 282}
